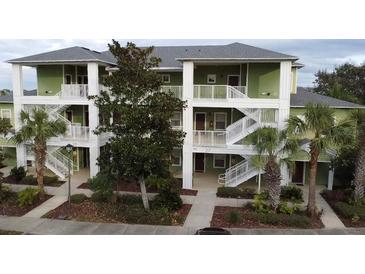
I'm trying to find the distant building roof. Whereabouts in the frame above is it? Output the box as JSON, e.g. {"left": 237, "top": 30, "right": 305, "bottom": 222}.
{"left": 9, "top": 43, "right": 298, "bottom": 68}
{"left": 0, "top": 90, "right": 37, "bottom": 103}
{"left": 8, "top": 47, "right": 116, "bottom": 65}
{"left": 291, "top": 88, "right": 365, "bottom": 108}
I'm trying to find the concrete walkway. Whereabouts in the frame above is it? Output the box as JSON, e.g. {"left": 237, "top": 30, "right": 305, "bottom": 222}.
{"left": 1, "top": 215, "right": 364, "bottom": 235}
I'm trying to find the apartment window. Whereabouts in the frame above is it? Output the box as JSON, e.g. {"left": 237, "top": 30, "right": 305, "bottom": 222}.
{"left": 214, "top": 154, "right": 226, "bottom": 168}
{"left": 171, "top": 148, "right": 181, "bottom": 166}
{"left": 207, "top": 74, "right": 216, "bottom": 84}
{"left": 171, "top": 111, "right": 182, "bottom": 128}
{"left": 214, "top": 112, "right": 227, "bottom": 130}
{"left": 161, "top": 74, "right": 170, "bottom": 84}
{"left": 0, "top": 109, "right": 11, "bottom": 120}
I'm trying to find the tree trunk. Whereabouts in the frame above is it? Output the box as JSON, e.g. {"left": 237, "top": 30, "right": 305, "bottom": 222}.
{"left": 139, "top": 176, "right": 150, "bottom": 211}
{"left": 257, "top": 171, "right": 261, "bottom": 194}
{"left": 307, "top": 147, "right": 320, "bottom": 217}
{"left": 35, "top": 144, "right": 46, "bottom": 200}
{"left": 354, "top": 133, "right": 365, "bottom": 203}
{"left": 263, "top": 157, "right": 281, "bottom": 211}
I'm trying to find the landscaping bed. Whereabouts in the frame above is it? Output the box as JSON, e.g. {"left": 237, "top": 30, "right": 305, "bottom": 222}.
{"left": 44, "top": 194, "right": 192, "bottom": 226}
{"left": 321, "top": 189, "right": 365, "bottom": 227}
{"left": 0, "top": 190, "right": 51, "bottom": 217}
{"left": 216, "top": 186, "right": 256, "bottom": 199}
{"left": 78, "top": 179, "right": 198, "bottom": 196}
{"left": 4, "top": 175, "right": 65, "bottom": 187}
{"left": 0, "top": 229, "right": 23, "bottom": 235}
{"left": 211, "top": 206, "right": 323, "bottom": 229}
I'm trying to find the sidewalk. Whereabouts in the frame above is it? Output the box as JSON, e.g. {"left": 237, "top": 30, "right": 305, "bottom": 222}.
{"left": 1, "top": 216, "right": 364, "bottom": 235}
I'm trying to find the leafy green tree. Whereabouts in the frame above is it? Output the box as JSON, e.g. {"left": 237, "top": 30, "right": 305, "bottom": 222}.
{"left": 313, "top": 63, "right": 365, "bottom": 103}
{"left": 247, "top": 127, "right": 298, "bottom": 210}
{"left": 350, "top": 109, "right": 365, "bottom": 202}
{"left": 92, "top": 41, "right": 186, "bottom": 210}
{"left": 287, "top": 104, "right": 353, "bottom": 216}
{"left": 13, "top": 108, "right": 67, "bottom": 198}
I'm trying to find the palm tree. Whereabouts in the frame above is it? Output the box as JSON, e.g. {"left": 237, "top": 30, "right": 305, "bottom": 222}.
{"left": 287, "top": 103, "right": 353, "bottom": 216}
{"left": 351, "top": 109, "right": 365, "bottom": 202}
{"left": 247, "top": 127, "right": 298, "bottom": 210}
{"left": 13, "top": 107, "right": 67, "bottom": 198}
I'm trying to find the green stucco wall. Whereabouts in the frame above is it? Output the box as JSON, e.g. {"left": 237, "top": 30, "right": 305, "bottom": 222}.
{"left": 304, "top": 162, "right": 329, "bottom": 186}
{"left": 193, "top": 107, "right": 232, "bottom": 130}
{"left": 194, "top": 65, "right": 242, "bottom": 85}
{"left": 247, "top": 63, "right": 280, "bottom": 99}
{"left": 37, "top": 65, "right": 63, "bottom": 96}
{"left": 63, "top": 105, "right": 87, "bottom": 126}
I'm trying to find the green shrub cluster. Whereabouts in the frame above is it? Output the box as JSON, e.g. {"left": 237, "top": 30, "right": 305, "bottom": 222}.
{"left": 17, "top": 187, "right": 39, "bottom": 207}
{"left": 334, "top": 202, "right": 365, "bottom": 220}
{"left": 216, "top": 187, "right": 256, "bottom": 199}
{"left": 70, "top": 194, "right": 88, "bottom": 204}
{"left": 0, "top": 185, "right": 12, "bottom": 202}
{"left": 10, "top": 166, "right": 26, "bottom": 182}
{"left": 246, "top": 212, "right": 311, "bottom": 228}
{"left": 280, "top": 185, "right": 303, "bottom": 202}
{"left": 151, "top": 191, "right": 182, "bottom": 211}
{"left": 89, "top": 172, "right": 115, "bottom": 202}
{"left": 225, "top": 210, "right": 242, "bottom": 225}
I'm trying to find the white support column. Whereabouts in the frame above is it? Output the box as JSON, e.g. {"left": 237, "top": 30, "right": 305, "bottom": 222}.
{"left": 182, "top": 61, "right": 194, "bottom": 189}
{"left": 328, "top": 168, "right": 335, "bottom": 190}
{"left": 87, "top": 63, "right": 100, "bottom": 177}
{"left": 278, "top": 61, "right": 292, "bottom": 130}
{"left": 12, "top": 64, "right": 27, "bottom": 168}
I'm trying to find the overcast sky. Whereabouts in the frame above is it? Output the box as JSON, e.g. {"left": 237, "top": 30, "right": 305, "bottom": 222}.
{"left": 1, "top": 39, "right": 365, "bottom": 90}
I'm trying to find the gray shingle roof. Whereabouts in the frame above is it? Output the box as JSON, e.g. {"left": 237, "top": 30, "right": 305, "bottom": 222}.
{"left": 8, "top": 47, "right": 116, "bottom": 65}
{"left": 0, "top": 90, "right": 37, "bottom": 103}
{"left": 290, "top": 89, "right": 365, "bottom": 108}
{"left": 9, "top": 43, "right": 297, "bottom": 68}
{"left": 104, "top": 42, "right": 297, "bottom": 68}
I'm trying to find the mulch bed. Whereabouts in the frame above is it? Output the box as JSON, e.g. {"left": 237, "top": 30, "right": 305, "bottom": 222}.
{"left": 78, "top": 179, "right": 198, "bottom": 196}
{"left": 4, "top": 175, "right": 65, "bottom": 187}
{"left": 0, "top": 229, "right": 23, "bottom": 235}
{"left": 321, "top": 190, "right": 365, "bottom": 227}
{"left": 211, "top": 206, "right": 323, "bottom": 229}
{"left": 44, "top": 199, "right": 192, "bottom": 226}
{"left": 0, "top": 192, "right": 52, "bottom": 217}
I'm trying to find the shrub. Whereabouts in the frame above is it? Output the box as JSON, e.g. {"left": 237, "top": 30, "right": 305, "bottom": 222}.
{"left": 0, "top": 185, "right": 12, "bottom": 202}
{"left": 334, "top": 202, "right": 365, "bottom": 220}
{"left": 119, "top": 194, "right": 143, "bottom": 205}
{"left": 22, "top": 175, "right": 37, "bottom": 185}
{"left": 322, "top": 189, "right": 353, "bottom": 202}
{"left": 280, "top": 185, "right": 303, "bottom": 201}
{"left": 70, "top": 194, "right": 88, "bottom": 204}
{"left": 152, "top": 191, "right": 183, "bottom": 211}
{"left": 91, "top": 191, "right": 111, "bottom": 203}
{"left": 277, "top": 202, "right": 300, "bottom": 215}
{"left": 246, "top": 212, "right": 311, "bottom": 228}
{"left": 252, "top": 193, "right": 269, "bottom": 213}
{"left": 225, "top": 210, "right": 242, "bottom": 225}
{"left": 10, "top": 166, "right": 26, "bottom": 182}
{"left": 17, "top": 187, "right": 39, "bottom": 207}
{"left": 44, "top": 176, "right": 60, "bottom": 186}
{"left": 89, "top": 171, "right": 114, "bottom": 200}
{"left": 216, "top": 187, "right": 256, "bottom": 199}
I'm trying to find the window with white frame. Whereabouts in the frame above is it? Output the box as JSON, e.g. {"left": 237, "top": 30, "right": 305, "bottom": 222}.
{"left": 171, "top": 148, "right": 181, "bottom": 166}
{"left": 214, "top": 112, "right": 227, "bottom": 130}
{"left": 213, "top": 154, "right": 226, "bottom": 168}
{"left": 207, "top": 74, "right": 216, "bottom": 84}
{"left": 171, "top": 111, "right": 182, "bottom": 128}
{"left": 0, "top": 109, "right": 11, "bottom": 120}
{"left": 161, "top": 74, "right": 170, "bottom": 84}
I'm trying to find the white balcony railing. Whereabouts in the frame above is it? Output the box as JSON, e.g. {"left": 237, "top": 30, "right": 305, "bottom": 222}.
{"left": 193, "top": 130, "right": 227, "bottom": 146}
{"left": 161, "top": 86, "right": 183, "bottom": 99}
{"left": 193, "top": 85, "right": 246, "bottom": 99}
{"left": 63, "top": 124, "right": 90, "bottom": 141}
{"left": 59, "top": 84, "right": 88, "bottom": 98}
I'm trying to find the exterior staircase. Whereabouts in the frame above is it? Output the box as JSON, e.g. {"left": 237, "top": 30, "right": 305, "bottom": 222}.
{"left": 218, "top": 157, "right": 259, "bottom": 187}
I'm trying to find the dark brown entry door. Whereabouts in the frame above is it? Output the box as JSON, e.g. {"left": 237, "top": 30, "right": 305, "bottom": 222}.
{"left": 228, "top": 75, "right": 240, "bottom": 86}
{"left": 195, "top": 153, "right": 205, "bottom": 172}
{"left": 292, "top": 162, "right": 304, "bottom": 184}
{"left": 195, "top": 113, "right": 206, "bottom": 130}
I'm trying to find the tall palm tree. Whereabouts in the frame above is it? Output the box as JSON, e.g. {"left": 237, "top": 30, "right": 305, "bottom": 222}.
{"left": 287, "top": 103, "right": 353, "bottom": 216}
{"left": 351, "top": 109, "right": 365, "bottom": 202}
{"left": 13, "top": 107, "right": 67, "bottom": 198}
{"left": 247, "top": 127, "right": 298, "bottom": 210}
